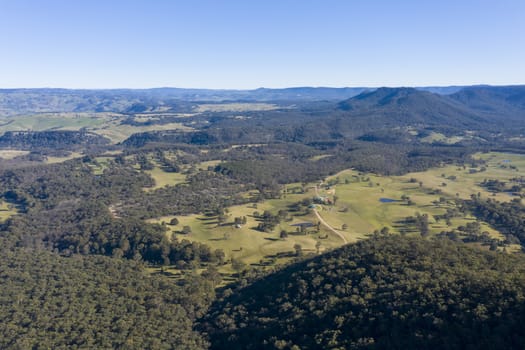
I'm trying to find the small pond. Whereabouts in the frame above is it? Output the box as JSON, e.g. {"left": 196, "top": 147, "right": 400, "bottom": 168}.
{"left": 379, "top": 198, "right": 398, "bottom": 203}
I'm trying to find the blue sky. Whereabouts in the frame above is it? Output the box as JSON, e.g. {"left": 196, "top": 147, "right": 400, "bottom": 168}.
{"left": 0, "top": 0, "right": 524, "bottom": 88}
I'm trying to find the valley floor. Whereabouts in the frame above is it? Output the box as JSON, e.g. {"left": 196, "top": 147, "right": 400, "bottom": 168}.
{"left": 147, "top": 152, "right": 524, "bottom": 279}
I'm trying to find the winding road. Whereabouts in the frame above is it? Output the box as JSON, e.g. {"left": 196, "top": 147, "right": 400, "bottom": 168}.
{"left": 313, "top": 208, "right": 348, "bottom": 244}
{"left": 313, "top": 183, "right": 348, "bottom": 244}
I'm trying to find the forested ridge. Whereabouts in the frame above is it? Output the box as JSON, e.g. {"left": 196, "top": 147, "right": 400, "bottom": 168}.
{"left": 0, "top": 130, "right": 110, "bottom": 151}
{"left": 203, "top": 235, "right": 525, "bottom": 350}
{"left": 0, "top": 242, "right": 211, "bottom": 349}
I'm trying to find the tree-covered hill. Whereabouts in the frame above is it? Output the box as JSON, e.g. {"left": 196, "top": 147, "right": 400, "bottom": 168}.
{"left": 0, "top": 130, "right": 110, "bottom": 151}
{"left": 337, "top": 87, "right": 490, "bottom": 128}
{"left": 0, "top": 243, "right": 211, "bottom": 350}
{"left": 449, "top": 85, "right": 525, "bottom": 116}
{"left": 449, "top": 86, "right": 525, "bottom": 128}
{"left": 203, "top": 235, "right": 525, "bottom": 350}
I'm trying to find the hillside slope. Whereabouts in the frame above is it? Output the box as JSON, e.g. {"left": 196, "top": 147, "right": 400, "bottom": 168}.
{"left": 449, "top": 85, "right": 525, "bottom": 118}
{"left": 0, "top": 245, "right": 210, "bottom": 349}
{"left": 337, "top": 87, "right": 489, "bottom": 128}
{"left": 203, "top": 236, "right": 525, "bottom": 350}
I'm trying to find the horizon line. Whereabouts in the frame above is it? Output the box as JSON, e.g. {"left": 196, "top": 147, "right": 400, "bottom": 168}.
{"left": 1, "top": 83, "right": 524, "bottom": 91}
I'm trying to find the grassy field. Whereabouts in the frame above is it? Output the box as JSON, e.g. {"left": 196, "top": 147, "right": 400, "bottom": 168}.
{"left": 0, "top": 112, "right": 194, "bottom": 144}
{"left": 148, "top": 187, "right": 351, "bottom": 270}
{"left": 87, "top": 156, "right": 114, "bottom": 175}
{"left": 197, "top": 160, "right": 221, "bottom": 170}
{"left": 132, "top": 112, "right": 196, "bottom": 120}
{"left": 94, "top": 121, "right": 193, "bottom": 143}
{"left": 0, "top": 149, "right": 83, "bottom": 163}
{"left": 145, "top": 167, "right": 187, "bottom": 190}
{"left": 0, "top": 150, "right": 30, "bottom": 159}
{"left": 0, "top": 201, "right": 17, "bottom": 222}
{"left": 0, "top": 150, "right": 85, "bottom": 164}
{"left": 0, "top": 113, "right": 109, "bottom": 132}
{"left": 143, "top": 159, "right": 222, "bottom": 191}
{"left": 309, "top": 154, "right": 333, "bottom": 161}
{"left": 147, "top": 152, "right": 524, "bottom": 275}
{"left": 404, "top": 152, "right": 525, "bottom": 203}
{"left": 45, "top": 152, "right": 84, "bottom": 164}
{"left": 420, "top": 131, "right": 464, "bottom": 144}
{"left": 194, "top": 103, "right": 280, "bottom": 113}
{"left": 318, "top": 170, "right": 501, "bottom": 239}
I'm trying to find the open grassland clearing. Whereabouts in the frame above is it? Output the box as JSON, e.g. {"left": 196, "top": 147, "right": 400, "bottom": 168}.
{"left": 326, "top": 170, "right": 503, "bottom": 239}
{"left": 404, "top": 152, "right": 525, "bottom": 203}
{"left": 0, "top": 150, "right": 30, "bottom": 159}
{"left": 197, "top": 160, "right": 221, "bottom": 170}
{"left": 132, "top": 112, "right": 197, "bottom": 121}
{"left": 142, "top": 154, "right": 222, "bottom": 190}
{"left": 101, "top": 150, "right": 124, "bottom": 156}
{"left": 309, "top": 154, "right": 334, "bottom": 161}
{"left": 420, "top": 131, "right": 464, "bottom": 144}
{"left": 0, "top": 112, "right": 194, "bottom": 144}
{"left": 317, "top": 153, "right": 525, "bottom": 245}
{"left": 145, "top": 167, "right": 187, "bottom": 190}
{"left": 44, "top": 152, "right": 84, "bottom": 164}
{"left": 194, "top": 103, "right": 281, "bottom": 113}
{"left": 0, "top": 149, "right": 84, "bottom": 165}
{"left": 87, "top": 156, "right": 114, "bottom": 175}
{"left": 0, "top": 112, "right": 110, "bottom": 133}
{"left": 0, "top": 200, "right": 18, "bottom": 222}
{"left": 148, "top": 187, "right": 348, "bottom": 271}
{"left": 146, "top": 152, "right": 522, "bottom": 279}
{"left": 320, "top": 169, "right": 503, "bottom": 240}
{"left": 94, "top": 121, "right": 193, "bottom": 143}
{"left": 141, "top": 155, "right": 207, "bottom": 190}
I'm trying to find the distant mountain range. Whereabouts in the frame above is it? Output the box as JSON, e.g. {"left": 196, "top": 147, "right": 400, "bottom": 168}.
{"left": 0, "top": 86, "right": 524, "bottom": 131}
{"left": 0, "top": 85, "right": 500, "bottom": 116}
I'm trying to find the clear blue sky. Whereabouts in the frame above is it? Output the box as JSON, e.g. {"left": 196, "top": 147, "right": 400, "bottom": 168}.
{"left": 0, "top": 0, "right": 524, "bottom": 89}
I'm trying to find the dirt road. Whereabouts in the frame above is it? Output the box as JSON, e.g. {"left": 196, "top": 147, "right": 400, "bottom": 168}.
{"left": 313, "top": 183, "right": 347, "bottom": 244}
{"left": 314, "top": 209, "right": 347, "bottom": 244}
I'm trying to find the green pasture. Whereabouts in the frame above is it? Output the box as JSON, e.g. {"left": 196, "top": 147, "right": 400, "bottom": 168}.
{"left": 404, "top": 152, "right": 524, "bottom": 203}
{"left": 87, "top": 156, "right": 113, "bottom": 175}
{"left": 144, "top": 152, "right": 525, "bottom": 281}
{"left": 0, "top": 149, "right": 83, "bottom": 164}
{"left": 94, "top": 121, "right": 193, "bottom": 143}
{"left": 0, "top": 201, "right": 17, "bottom": 222}
{"left": 145, "top": 167, "right": 187, "bottom": 190}
{"left": 147, "top": 152, "right": 525, "bottom": 274}
{"left": 321, "top": 169, "right": 503, "bottom": 239}
{"left": 194, "top": 103, "right": 279, "bottom": 113}
{"left": 420, "top": 131, "right": 464, "bottom": 144}
{"left": 45, "top": 152, "right": 84, "bottom": 164}
{"left": 0, "top": 150, "right": 30, "bottom": 159}
{"left": 197, "top": 160, "right": 221, "bottom": 170}
{"left": 0, "top": 112, "right": 193, "bottom": 144}
{"left": 0, "top": 113, "right": 108, "bottom": 133}
{"left": 309, "top": 154, "right": 333, "bottom": 161}
{"left": 143, "top": 159, "right": 222, "bottom": 191}
{"left": 148, "top": 187, "right": 346, "bottom": 269}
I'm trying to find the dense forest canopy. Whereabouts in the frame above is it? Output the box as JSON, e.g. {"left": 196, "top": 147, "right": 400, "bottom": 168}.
{"left": 203, "top": 235, "right": 525, "bottom": 350}
{"left": 0, "top": 242, "right": 211, "bottom": 349}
